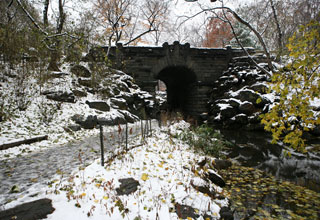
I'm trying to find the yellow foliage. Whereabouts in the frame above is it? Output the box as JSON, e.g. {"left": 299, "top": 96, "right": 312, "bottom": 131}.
{"left": 261, "top": 19, "right": 320, "bottom": 152}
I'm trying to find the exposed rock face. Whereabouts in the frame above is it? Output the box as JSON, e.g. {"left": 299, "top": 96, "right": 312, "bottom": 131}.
{"left": 206, "top": 169, "right": 226, "bottom": 187}
{"left": 47, "top": 71, "right": 69, "bottom": 78}
{"left": 71, "top": 114, "right": 97, "bottom": 129}
{"left": 70, "top": 64, "right": 91, "bottom": 77}
{"left": 219, "top": 206, "right": 234, "bottom": 220}
{"left": 78, "top": 78, "right": 94, "bottom": 88}
{"left": 72, "top": 89, "right": 87, "bottom": 97}
{"left": 208, "top": 55, "right": 273, "bottom": 130}
{"left": 175, "top": 203, "right": 199, "bottom": 219}
{"left": 214, "top": 159, "right": 232, "bottom": 170}
{"left": 62, "top": 64, "right": 159, "bottom": 128}
{"left": 111, "top": 98, "right": 128, "bottom": 110}
{"left": 119, "top": 110, "right": 138, "bottom": 123}
{"left": 71, "top": 113, "right": 130, "bottom": 129}
{"left": 190, "top": 177, "right": 216, "bottom": 198}
{"left": 175, "top": 203, "right": 215, "bottom": 220}
{"left": 0, "top": 198, "right": 55, "bottom": 220}
{"left": 44, "top": 91, "right": 75, "bottom": 103}
{"left": 239, "top": 102, "right": 258, "bottom": 115}
{"left": 96, "top": 116, "right": 126, "bottom": 126}
{"left": 85, "top": 100, "right": 110, "bottom": 112}
{"left": 67, "top": 124, "right": 81, "bottom": 132}
{"left": 116, "top": 178, "right": 140, "bottom": 195}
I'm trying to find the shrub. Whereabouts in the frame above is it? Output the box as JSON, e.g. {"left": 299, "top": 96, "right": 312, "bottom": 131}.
{"left": 178, "top": 124, "right": 228, "bottom": 158}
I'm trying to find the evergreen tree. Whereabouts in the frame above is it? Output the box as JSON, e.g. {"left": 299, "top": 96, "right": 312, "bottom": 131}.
{"left": 230, "top": 22, "right": 258, "bottom": 49}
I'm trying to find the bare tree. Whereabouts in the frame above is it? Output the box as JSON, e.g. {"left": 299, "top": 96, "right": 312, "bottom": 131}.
{"left": 94, "top": 0, "right": 133, "bottom": 54}
{"left": 126, "top": 0, "right": 170, "bottom": 46}
{"left": 94, "top": 0, "right": 170, "bottom": 48}
{"left": 237, "top": 0, "right": 320, "bottom": 56}
{"left": 178, "top": 1, "right": 274, "bottom": 72}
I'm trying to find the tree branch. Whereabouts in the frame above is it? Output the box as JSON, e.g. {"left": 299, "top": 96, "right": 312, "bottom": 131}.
{"left": 124, "top": 28, "right": 155, "bottom": 46}
{"left": 178, "top": 6, "right": 274, "bottom": 72}
{"left": 222, "top": 11, "right": 271, "bottom": 75}
{"left": 269, "top": 0, "right": 283, "bottom": 61}
{"left": 15, "top": 0, "right": 48, "bottom": 36}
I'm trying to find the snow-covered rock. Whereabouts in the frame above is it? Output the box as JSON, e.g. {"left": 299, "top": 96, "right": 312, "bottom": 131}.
{"left": 208, "top": 55, "right": 273, "bottom": 130}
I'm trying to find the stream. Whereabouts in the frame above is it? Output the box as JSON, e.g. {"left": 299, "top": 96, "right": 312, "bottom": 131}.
{"left": 217, "top": 129, "right": 320, "bottom": 219}
{"left": 220, "top": 129, "right": 320, "bottom": 192}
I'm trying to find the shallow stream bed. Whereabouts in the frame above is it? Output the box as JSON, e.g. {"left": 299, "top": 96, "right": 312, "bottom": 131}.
{"left": 217, "top": 129, "right": 320, "bottom": 219}
{"left": 220, "top": 129, "right": 320, "bottom": 192}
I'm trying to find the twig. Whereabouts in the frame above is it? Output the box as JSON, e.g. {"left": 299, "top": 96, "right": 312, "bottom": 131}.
{"left": 177, "top": 6, "right": 274, "bottom": 72}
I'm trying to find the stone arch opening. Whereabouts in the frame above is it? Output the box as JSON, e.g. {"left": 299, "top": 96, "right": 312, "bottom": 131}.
{"left": 157, "top": 66, "right": 197, "bottom": 114}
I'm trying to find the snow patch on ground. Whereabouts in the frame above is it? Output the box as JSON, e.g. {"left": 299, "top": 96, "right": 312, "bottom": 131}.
{"left": 0, "top": 62, "right": 154, "bottom": 160}
{"left": 2, "top": 123, "right": 228, "bottom": 220}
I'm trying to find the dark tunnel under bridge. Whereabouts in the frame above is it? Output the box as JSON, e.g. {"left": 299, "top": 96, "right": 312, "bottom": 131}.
{"left": 157, "top": 66, "right": 198, "bottom": 116}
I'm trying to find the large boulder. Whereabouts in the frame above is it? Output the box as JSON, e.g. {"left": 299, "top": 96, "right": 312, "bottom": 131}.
{"left": 220, "top": 105, "right": 238, "bottom": 119}
{"left": 237, "top": 89, "right": 261, "bottom": 104}
{"left": 70, "top": 64, "right": 91, "bottom": 77}
{"left": 78, "top": 78, "right": 94, "bottom": 88}
{"left": 214, "top": 159, "right": 232, "bottom": 170}
{"left": 190, "top": 177, "right": 216, "bottom": 198}
{"left": 45, "top": 91, "right": 75, "bottom": 103}
{"left": 111, "top": 98, "right": 128, "bottom": 110}
{"left": 250, "top": 83, "right": 268, "bottom": 94}
{"left": 121, "top": 93, "right": 135, "bottom": 105}
{"left": 67, "top": 124, "right": 81, "bottom": 132}
{"left": 233, "top": 114, "right": 249, "bottom": 125}
{"left": 206, "top": 169, "right": 226, "bottom": 187}
{"left": 0, "top": 198, "right": 55, "bottom": 220}
{"left": 96, "top": 115, "right": 126, "bottom": 126}
{"left": 86, "top": 100, "right": 110, "bottom": 112}
{"left": 239, "top": 102, "right": 258, "bottom": 115}
{"left": 116, "top": 178, "right": 140, "bottom": 195}
{"left": 71, "top": 114, "right": 98, "bottom": 129}
{"left": 119, "top": 110, "right": 138, "bottom": 123}
{"left": 72, "top": 89, "right": 87, "bottom": 97}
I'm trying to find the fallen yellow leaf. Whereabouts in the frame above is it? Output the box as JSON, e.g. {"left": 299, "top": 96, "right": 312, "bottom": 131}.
{"left": 141, "top": 173, "right": 148, "bottom": 181}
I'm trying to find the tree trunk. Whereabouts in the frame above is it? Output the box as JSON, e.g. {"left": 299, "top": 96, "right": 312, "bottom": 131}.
{"left": 269, "top": 0, "right": 283, "bottom": 61}
{"left": 227, "top": 8, "right": 274, "bottom": 72}
{"left": 48, "top": 0, "right": 65, "bottom": 71}
{"left": 48, "top": 50, "right": 60, "bottom": 71}
{"left": 43, "top": 0, "right": 49, "bottom": 27}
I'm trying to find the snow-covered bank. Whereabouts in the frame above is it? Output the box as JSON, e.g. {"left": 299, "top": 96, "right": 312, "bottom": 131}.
{"left": 2, "top": 121, "right": 228, "bottom": 220}
{"left": 0, "top": 61, "right": 158, "bottom": 160}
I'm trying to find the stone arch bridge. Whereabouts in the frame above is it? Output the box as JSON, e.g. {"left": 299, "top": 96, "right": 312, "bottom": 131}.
{"left": 86, "top": 41, "right": 252, "bottom": 118}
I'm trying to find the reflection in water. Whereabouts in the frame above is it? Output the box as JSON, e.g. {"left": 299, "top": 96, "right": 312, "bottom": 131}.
{"left": 220, "top": 129, "right": 320, "bottom": 192}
